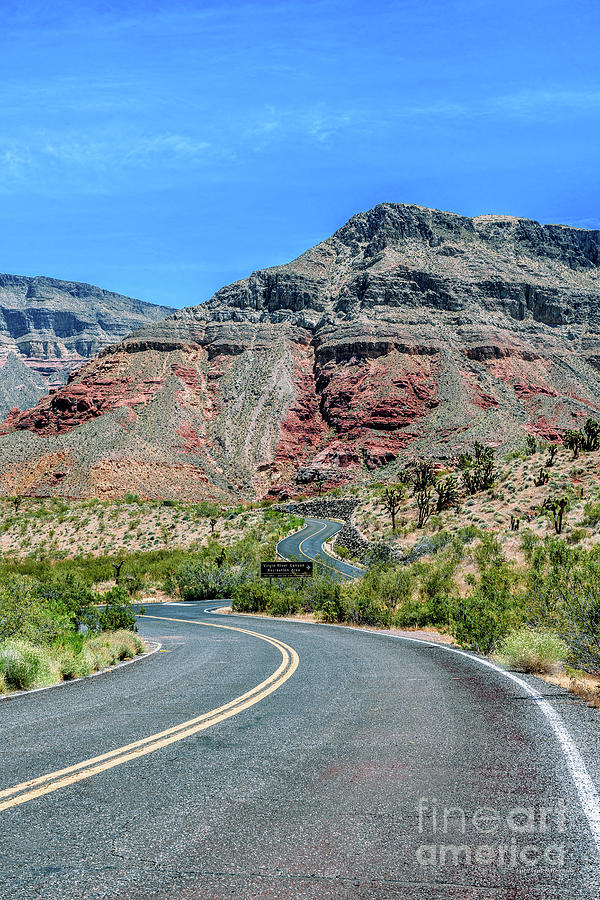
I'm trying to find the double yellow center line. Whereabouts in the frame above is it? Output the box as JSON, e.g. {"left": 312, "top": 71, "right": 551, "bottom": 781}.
{"left": 0, "top": 615, "right": 299, "bottom": 812}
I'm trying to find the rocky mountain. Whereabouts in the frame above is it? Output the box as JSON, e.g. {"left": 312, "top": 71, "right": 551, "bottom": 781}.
{"left": 0, "top": 352, "right": 48, "bottom": 422}
{"left": 0, "top": 273, "right": 174, "bottom": 378}
{"left": 1, "top": 203, "right": 600, "bottom": 501}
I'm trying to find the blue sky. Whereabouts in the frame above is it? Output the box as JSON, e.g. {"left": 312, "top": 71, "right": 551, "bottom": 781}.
{"left": 0, "top": 0, "right": 598, "bottom": 308}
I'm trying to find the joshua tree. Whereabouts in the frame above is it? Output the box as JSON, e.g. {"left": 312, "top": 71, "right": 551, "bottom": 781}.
{"left": 563, "top": 429, "right": 583, "bottom": 459}
{"left": 510, "top": 515, "right": 520, "bottom": 531}
{"left": 583, "top": 418, "right": 600, "bottom": 451}
{"left": 457, "top": 451, "right": 473, "bottom": 470}
{"left": 542, "top": 495, "right": 568, "bottom": 535}
{"left": 416, "top": 488, "right": 433, "bottom": 528}
{"left": 11, "top": 495, "right": 22, "bottom": 514}
{"left": 383, "top": 487, "right": 403, "bottom": 531}
{"left": 313, "top": 474, "right": 325, "bottom": 496}
{"left": 525, "top": 434, "right": 537, "bottom": 455}
{"left": 534, "top": 467, "right": 549, "bottom": 486}
{"left": 462, "top": 443, "right": 495, "bottom": 494}
{"left": 112, "top": 559, "right": 125, "bottom": 583}
{"left": 545, "top": 444, "right": 558, "bottom": 467}
{"left": 209, "top": 517, "right": 217, "bottom": 535}
{"left": 215, "top": 547, "right": 227, "bottom": 568}
{"left": 435, "top": 475, "right": 459, "bottom": 512}
{"left": 412, "top": 461, "right": 436, "bottom": 494}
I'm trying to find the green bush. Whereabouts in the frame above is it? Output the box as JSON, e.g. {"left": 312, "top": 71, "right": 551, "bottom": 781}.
{"left": 393, "top": 598, "right": 437, "bottom": 628}
{"left": 526, "top": 539, "right": 600, "bottom": 672}
{"left": 447, "top": 539, "right": 522, "bottom": 653}
{"left": 232, "top": 579, "right": 274, "bottom": 613}
{"left": 495, "top": 629, "right": 567, "bottom": 674}
{"left": 582, "top": 502, "right": 600, "bottom": 526}
{"left": 567, "top": 528, "right": 588, "bottom": 545}
{"left": 100, "top": 587, "right": 138, "bottom": 632}
{"left": 175, "top": 562, "right": 245, "bottom": 601}
{"left": 266, "top": 591, "right": 301, "bottom": 617}
{"left": 341, "top": 584, "right": 391, "bottom": 627}
{"left": 315, "top": 597, "right": 345, "bottom": 623}
{"left": 59, "top": 651, "right": 91, "bottom": 680}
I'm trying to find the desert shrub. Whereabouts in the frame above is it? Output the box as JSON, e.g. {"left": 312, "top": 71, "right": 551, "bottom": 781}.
{"left": 393, "top": 598, "right": 440, "bottom": 629}
{"left": 0, "top": 640, "right": 54, "bottom": 690}
{"left": 83, "top": 636, "right": 114, "bottom": 670}
{"left": 520, "top": 530, "right": 538, "bottom": 561}
{"left": 232, "top": 579, "right": 274, "bottom": 613}
{"left": 35, "top": 572, "right": 100, "bottom": 632}
{"left": 582, "top": 502, "right": 600, "bottom": 527}
{"left": 58, "top": 650, "right": 91, "bottom": 680}
{"left": 299, "top": 572, "right": 341, "bottom": 613}
{"left": 266, "top": 591, "right": 301, "bottom": 617}
{"left": 341, "top": 581, "right": 391, "bottom": 627}
{"left": 448, "top": 535, "right": 522, "bottom": 653}
{"left": 567, "top": 528, "right": 588, "bottom": 545}
{"left": 99, "top": 586, "right": 137, "bottom": 631}
{"left": 107, "top": 630, "right": 144, "bottom": 660}
{"left": 0, "top": 576, "right": 64, "bottom": 644}
{"left": 525, "top": 539, "right": 600, "bottom": 672}
{"left": 363, "top": 541, "right": 396, "bottom": 568}
{"left": 195, "top": 501, "right": 221, "bottom": 518}
{"left": 174, "top": 561, "right": 244, "bottom": 601}
{"left": 495, "top": 629, "right": 567, "bottom": 674}
{"left": 314, "top": 596, "right": 345, "bottom": 623}
{"left": 363, "top": 565, "right": 415, "bottom": 611}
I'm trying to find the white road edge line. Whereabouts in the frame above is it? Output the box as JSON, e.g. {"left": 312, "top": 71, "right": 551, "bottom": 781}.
{"left": 211, "top": 607, "right": 600, "bottom": 859}
{"left": 376, "top": 631, "right": 600, "bottom": 857}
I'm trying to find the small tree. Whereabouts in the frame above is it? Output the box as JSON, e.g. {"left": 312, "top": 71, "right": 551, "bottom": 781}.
{"left": 525, "top": 434, "right": 537, "bottom": 455}
{"left": 11, "top": 495, "right": 22, "bottom": 514}
{"left": 209, "top": 517, "right": 217, "bottom": 534}
{"left": 510, "top": 515, "right": 520, "bottom": 531}
{"left": 461, "top": 443, "right": 495, "bottom": 494}
{"left": 563, "top": 429, "right": 583, "bottom": 459}
{"left": 545, "top": 444, "right": 558, "bottom": 467}
{"left": 112, "top": 559, "right": 125, "bottom": 583}
{"left": 313, "top": 474, "right": 325, "bottom": 496}
{"left": 435, "top": 475, "right": 459, "bottom": 512}
{"left": 412, "top": 461, "right": 436, "bottom": 494}
{"left": 583, "top": 418, "right": 600, "bottom": 451}
{"left": 383, "top": 487, "right": 403, "bottom": 531}
{"left": 416, "top": 488, "right": 433, "bottom": 528}
{"left": 534, "top": 467, "right": 549, "bottom": 486}
{"left": 542, "top": 495, "right": 569, "bottom": 534}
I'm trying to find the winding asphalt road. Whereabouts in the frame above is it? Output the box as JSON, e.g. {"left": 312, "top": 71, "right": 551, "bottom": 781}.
{"left": 2, "top": 597, "right": 600, "bottom": 899}
{"left": 277, "top": 517, "right": 365, "bottom": 581}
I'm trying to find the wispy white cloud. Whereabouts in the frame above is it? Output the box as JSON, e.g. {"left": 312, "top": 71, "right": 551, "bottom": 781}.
{"left": 492, "top": 88, "right": 600, "bottom": 118}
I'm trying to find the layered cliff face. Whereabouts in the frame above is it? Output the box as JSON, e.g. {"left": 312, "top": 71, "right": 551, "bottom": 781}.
{"left": 1, "top": 203, "right": 600, "bottom": 501}
{"left": 0, "top": 273, "right": 174, "bottom": 378}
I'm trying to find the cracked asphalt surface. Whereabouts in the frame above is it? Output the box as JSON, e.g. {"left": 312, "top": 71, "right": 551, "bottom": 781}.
{"left": 2, "top": 599, "right": 600, "bottom": 899}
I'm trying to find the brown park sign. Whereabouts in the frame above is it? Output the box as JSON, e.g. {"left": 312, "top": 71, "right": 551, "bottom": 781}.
{"left": 261, "top": 561, "right": 313, "bottom": 578}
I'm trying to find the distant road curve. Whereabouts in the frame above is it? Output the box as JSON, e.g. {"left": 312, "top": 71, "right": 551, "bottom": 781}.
{"left": 276, "top": 516, "right": 365, "bottom": 581}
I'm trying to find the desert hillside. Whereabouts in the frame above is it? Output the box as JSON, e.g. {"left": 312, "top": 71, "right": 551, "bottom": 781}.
{"left": 1, "top": 203, "right": 599, "bottom": 501}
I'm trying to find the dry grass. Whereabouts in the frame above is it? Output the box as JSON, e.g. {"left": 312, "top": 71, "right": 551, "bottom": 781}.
{"left": 0, "top": 497, "right": 265, "bottom": 559}
{"left": 541, "top": 670, "right": 600, "bottom": 711}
